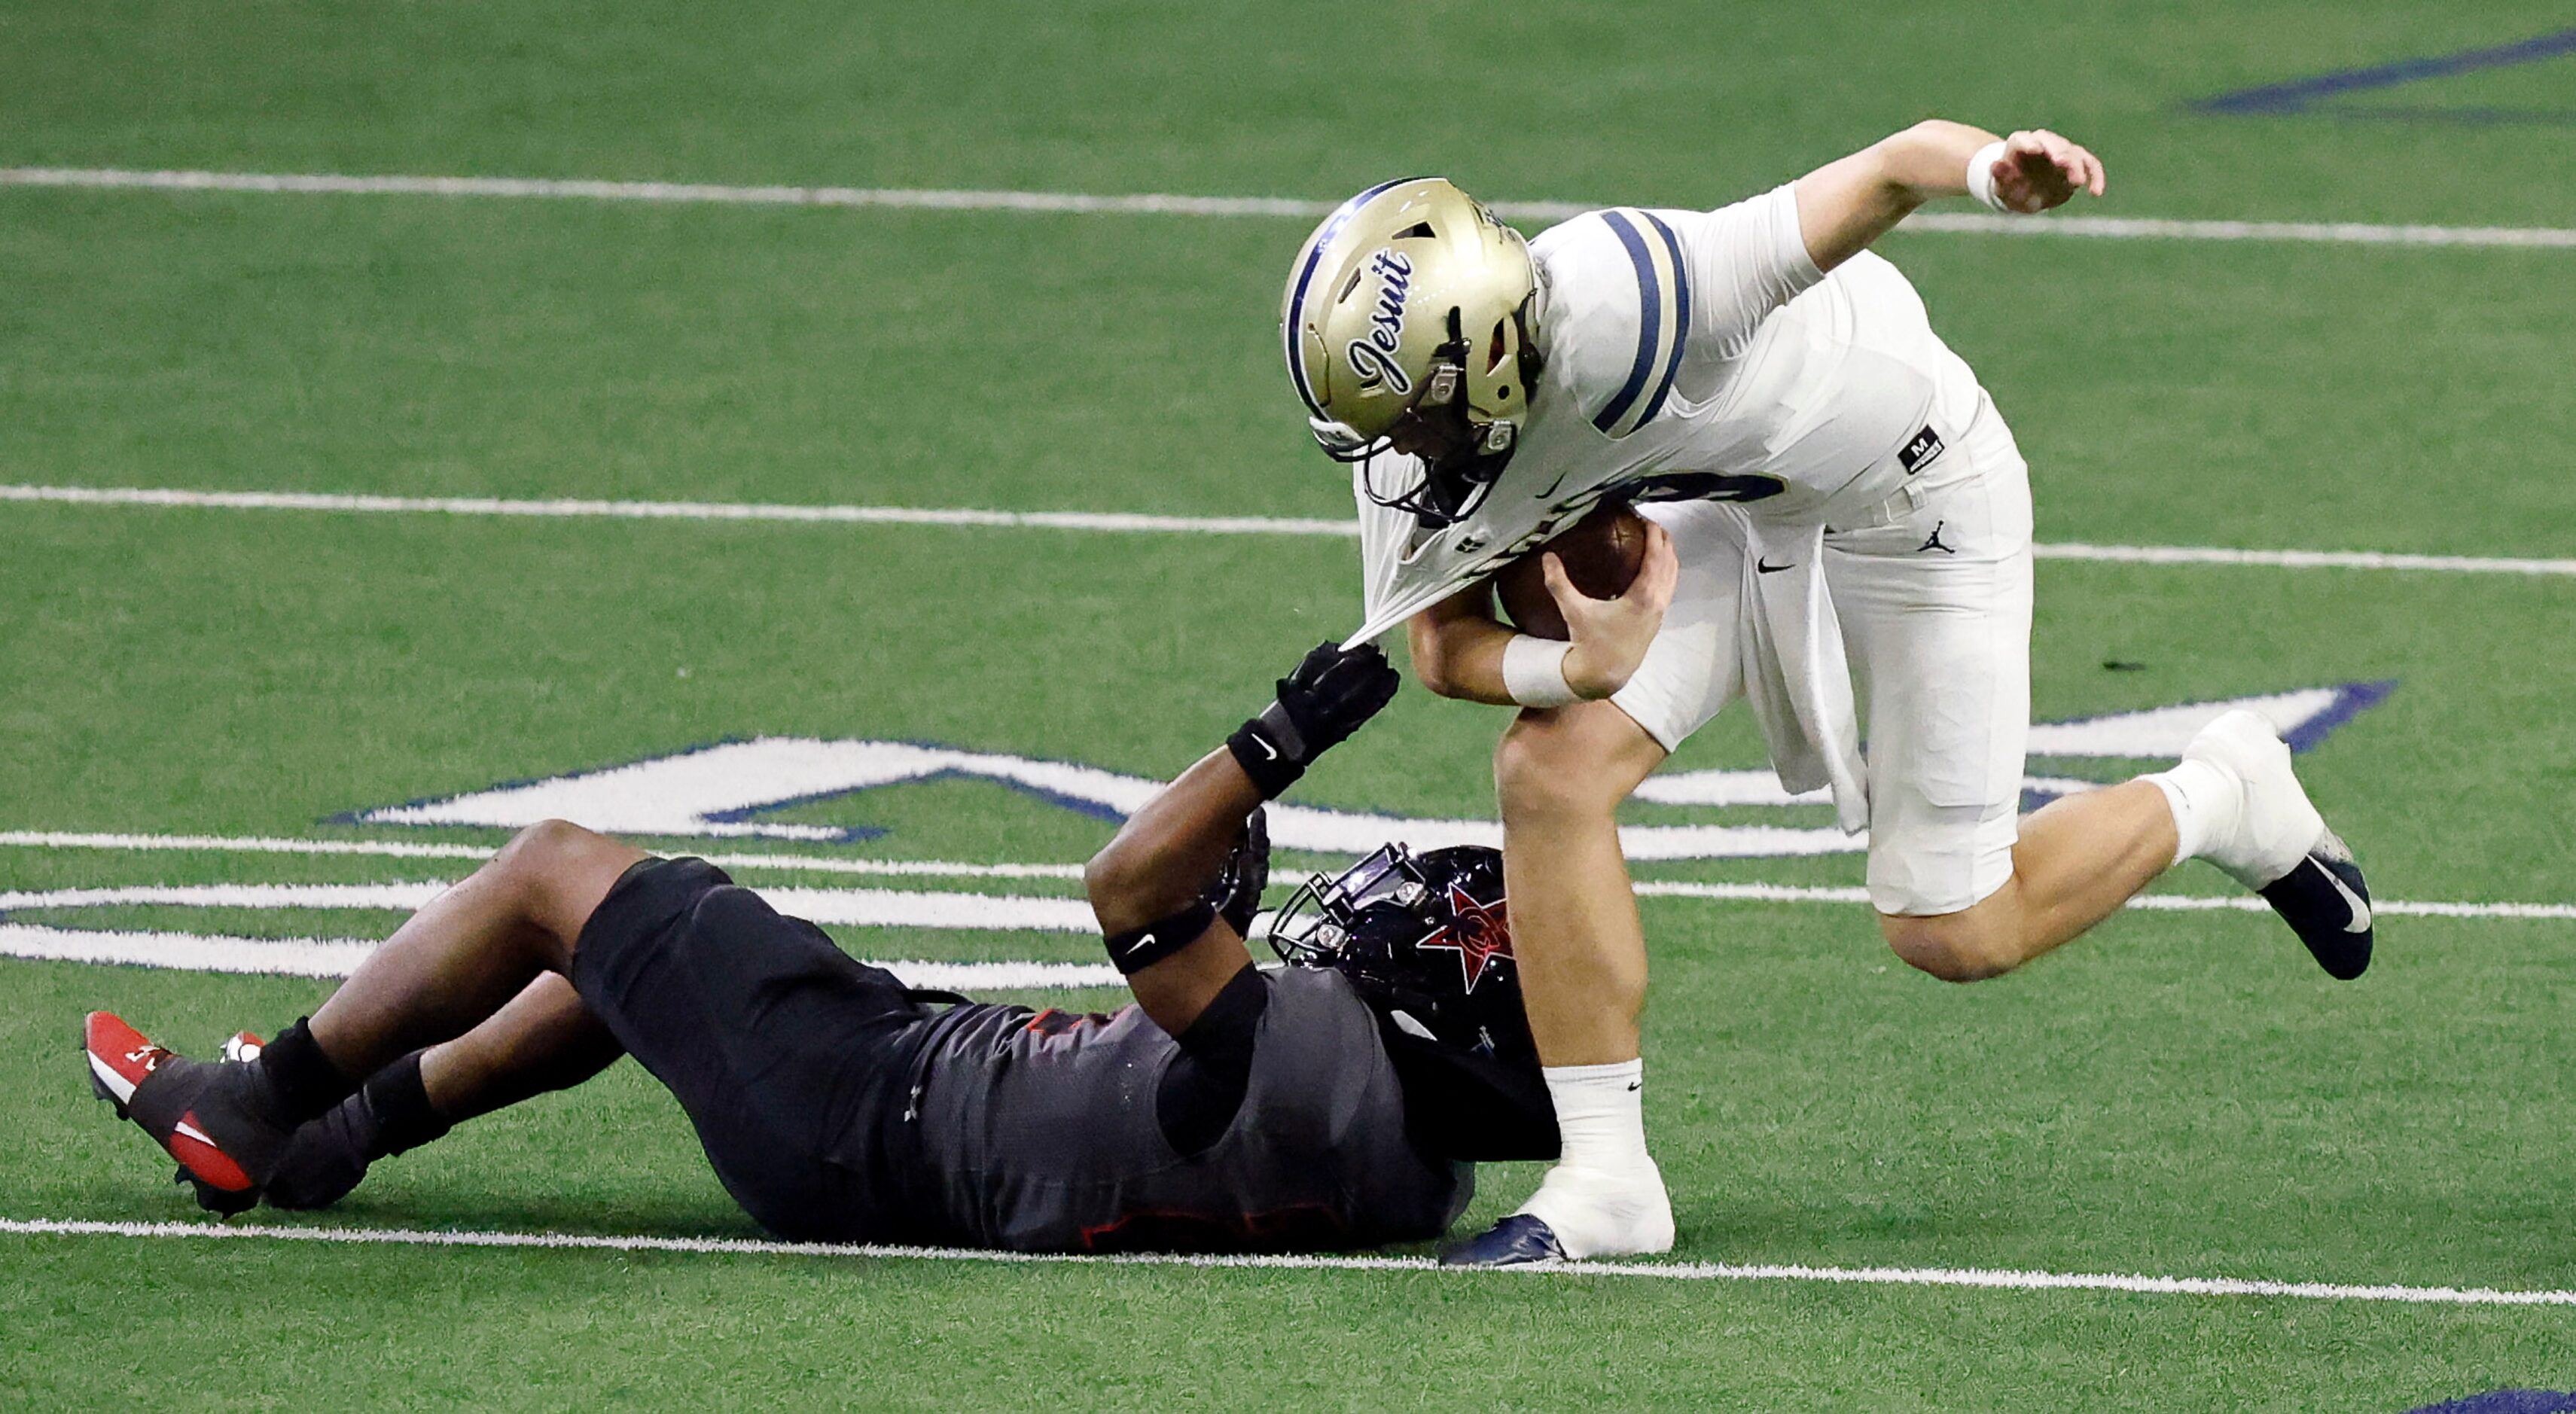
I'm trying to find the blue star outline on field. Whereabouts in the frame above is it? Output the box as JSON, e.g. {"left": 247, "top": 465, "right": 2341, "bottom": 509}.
{"left": 2193, "top": 26, "right": 2576, "bottom": 126}
{"left": 1415, "top": 883, "right": 1513, "bottom": 992}
{"left": 342, "top": 682, "right": 2395, "bottom": 861}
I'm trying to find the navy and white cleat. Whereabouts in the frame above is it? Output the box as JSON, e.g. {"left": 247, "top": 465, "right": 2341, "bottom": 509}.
{"left": 1441, "top": 1214, "right": 1568, "bottom": 1267}
{"left": 2182, "top": 709, "right": 2373, "bottom": 980}
{"left": 2255, "top": 831, "right": 2373, "bottom": 980}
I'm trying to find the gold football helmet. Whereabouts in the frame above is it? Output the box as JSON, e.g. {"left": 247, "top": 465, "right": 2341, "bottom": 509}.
{"left": 1282, "top": 177, "right": 1542, "bottom": 525}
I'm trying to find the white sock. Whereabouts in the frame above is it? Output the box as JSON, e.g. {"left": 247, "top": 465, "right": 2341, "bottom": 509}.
{"left": 1538, "top": 1059, "right": 1651, "bottom": 1173}
{"left": 2142, "top": 757, "right": 2238, "bottom": 867}
{"left": 1514, "top": 1059, "right": 1673, "bottom": 1258}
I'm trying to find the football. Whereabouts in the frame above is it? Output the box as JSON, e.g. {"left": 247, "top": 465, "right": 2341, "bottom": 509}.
{"left": 1492, "top": 503, "right": 1650, "bottom": 640}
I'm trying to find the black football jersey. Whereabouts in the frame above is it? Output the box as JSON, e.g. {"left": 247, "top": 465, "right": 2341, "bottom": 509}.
{"left": 886, "top": 968, "right": 1471, "bottom": 1253}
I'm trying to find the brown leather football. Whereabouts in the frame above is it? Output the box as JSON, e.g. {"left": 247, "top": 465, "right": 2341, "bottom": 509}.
{"left": 1492, "top": 503, "right": 1649, "bottom": 641}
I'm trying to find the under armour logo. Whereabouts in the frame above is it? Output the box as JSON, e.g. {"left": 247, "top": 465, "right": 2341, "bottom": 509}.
{"left": 1916, "top": 520, "right": 1956, "bottom": 555}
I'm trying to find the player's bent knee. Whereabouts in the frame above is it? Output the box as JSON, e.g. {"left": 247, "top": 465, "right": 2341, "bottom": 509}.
{"left": 1879, "top": 911, "right": 2013, "bottom": 984}
{"left": 1493, "top": 713, "right": 1634, "bottom": 824}
{"left": 495, "top": 819, "right": 608, "bottom": 875}
{"left": 488, "top": 820, "right": 646, "bottom": 949}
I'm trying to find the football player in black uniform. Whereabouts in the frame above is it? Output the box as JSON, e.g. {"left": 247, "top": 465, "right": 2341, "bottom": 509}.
{"left": 84, "top": 641, "right": 1560, "bottom": 1254}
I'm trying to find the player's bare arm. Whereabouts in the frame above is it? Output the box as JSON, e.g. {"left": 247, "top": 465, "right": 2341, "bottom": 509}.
{"left": 1407, "top": 517, "right": 1678, "bottom": 705}
{"left": 1085, "top": 641, "right": 1401, "bottom": 1034}
{"left": 1794, "top": 120, "right": 2107, "bottom": 272}
{"left": 1083, "top": 746, "right": 1267, "bottom": 1033}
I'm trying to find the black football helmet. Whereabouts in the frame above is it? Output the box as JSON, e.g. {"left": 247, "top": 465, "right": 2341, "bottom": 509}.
{"left": 1266, "top": 843, "right": 1533, "bottom": 1061}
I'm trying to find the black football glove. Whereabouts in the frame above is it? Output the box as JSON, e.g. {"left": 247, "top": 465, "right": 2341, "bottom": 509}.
{"left": 1200, "top": 806, "right": 1271, "bottom": 937}
{"left": 1227, "top": 641, "right": 1401, "bottom": 798}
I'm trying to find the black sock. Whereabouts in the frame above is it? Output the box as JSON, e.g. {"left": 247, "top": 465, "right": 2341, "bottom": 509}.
{"left": 256, "top": 1018, "right": 358, "bottom": 1126}
{"left": 360, "top": 1051, "right": 453, "bottom": 1159}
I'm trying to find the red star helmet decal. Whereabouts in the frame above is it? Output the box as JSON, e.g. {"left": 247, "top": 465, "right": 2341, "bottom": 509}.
{"left": 1415, "top": 882, "right": 1513, "bottom": 991}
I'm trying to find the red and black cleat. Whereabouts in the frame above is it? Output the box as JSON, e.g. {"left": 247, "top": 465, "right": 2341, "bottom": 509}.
{"left": 84, "top": 1012, "right": 289, "bottom": 1217}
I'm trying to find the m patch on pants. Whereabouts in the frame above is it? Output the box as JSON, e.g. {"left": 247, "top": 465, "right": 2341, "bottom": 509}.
{"left": 1898, "top": 425, "right": 1946, "bottom": 475}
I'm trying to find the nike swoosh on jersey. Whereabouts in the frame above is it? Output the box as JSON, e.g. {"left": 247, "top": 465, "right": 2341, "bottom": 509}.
{"left": 1755, "top": 558, "right": 1793, "bottom": 574}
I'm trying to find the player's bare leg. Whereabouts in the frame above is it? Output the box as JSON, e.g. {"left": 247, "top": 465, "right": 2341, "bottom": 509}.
{"left": 1879, "top": 781, "right": 2174, "bottom": 981}
{"left": 309, "top": 818, "right": 645, "bottom": 1081}
{"left": 89, "top": 818, "right": 646, "bottom": 1211}
{"left": 1453, "top": 696, "right": 1675, "bottom": 1262}
{"left": 1492, "top": 701, "right": 1666, "bottom": 1062}
{"left": 416, "top": 971, "right": 623, "bottom": 1118}
{"left": 268, "top": 971, "right": 625, "bottom": 1209}
{"left": 1882, "top": 712, "right": 2371, "bottom": 983}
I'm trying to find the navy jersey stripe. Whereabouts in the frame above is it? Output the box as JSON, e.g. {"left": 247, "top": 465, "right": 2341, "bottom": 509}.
{"left": 1591, "top": 210, "right": 1663, "bottom": 435}
{"left": 1633, "top": 212, "right": 1692, "bottom": 428}
{"left": 1284, "top": 175, "right": 1419, "bottom": 415}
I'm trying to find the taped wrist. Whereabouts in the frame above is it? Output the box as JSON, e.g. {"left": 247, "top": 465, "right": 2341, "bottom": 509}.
{"left": 1226, "top": 700, "right": 1309, "bottom": 797}
{"left": 1501, "top": 634, "right": 1580, "bottom": 709}
{"left": 1102, "top": 898, "right": 1218, "bottom": 975}
{"left": 1965, "top": 139, "right": 2013, "bottom": 213}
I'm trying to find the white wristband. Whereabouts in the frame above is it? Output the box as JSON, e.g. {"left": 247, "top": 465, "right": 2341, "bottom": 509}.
{"left": 1964, "top": 139, "right": 2013, "bottom": 213}
{"left": 1501, "top": 634, "right": 1579, "bottom": 709}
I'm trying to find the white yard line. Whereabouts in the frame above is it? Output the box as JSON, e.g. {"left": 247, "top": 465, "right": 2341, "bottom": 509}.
{"left": 0, "top": 830, "right": 1087, "bottom": 881}
{"left": 8, "top": 166, "right": 2576, "bottom": 250}
{"left": 0, "top": 924, "right": 1115, "bottom": 988}
{"left": 1902, "top": 210, "right": 2576, "bottom": 250}
{"left": 2, "top": 1216, "right": 2570, "bottom": 1306}
{"left": 1630, "top": 879, "right": 2576, "bottom": 922}
{"left": 0, "top": 483, "right": 1358, "bottom": 538}
{"left": 0, "top": 166, "right": 1364, "bottom": 218}
{"left": 2031, "top": 541, "right": 2576, "bottom": 577}
{"left": 5, "top": 830, "right": 2570, "bottom": 924}
{"left": 0, "top": 882, "right": 1098, "bottom": 931}
{"left": 9, "top": 484, "right": 2572, "bottom": 577}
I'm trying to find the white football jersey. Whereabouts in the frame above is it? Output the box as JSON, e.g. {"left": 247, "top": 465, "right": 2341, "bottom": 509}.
{"left": 1348, "top": 185, "right": 1988, "bottom": 642}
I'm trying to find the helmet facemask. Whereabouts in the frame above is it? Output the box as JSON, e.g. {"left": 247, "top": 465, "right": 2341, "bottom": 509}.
{"left": 1345, "top": 308, "right": 1544, "bottom": 529}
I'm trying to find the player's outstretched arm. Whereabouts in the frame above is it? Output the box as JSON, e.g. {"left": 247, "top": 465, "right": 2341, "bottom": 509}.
{"left": 1793, "top": 120, "right": 2106, "bottom": 273}
{"left": 1084, "top": 641, "right": 1399, "bottom": 1035}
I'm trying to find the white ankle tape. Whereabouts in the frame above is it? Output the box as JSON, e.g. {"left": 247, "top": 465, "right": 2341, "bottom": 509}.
{"left": 2145, "top": 758, "right": 2235, "bottom": 867}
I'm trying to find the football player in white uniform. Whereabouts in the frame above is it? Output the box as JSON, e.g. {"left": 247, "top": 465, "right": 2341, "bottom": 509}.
{"left": 1281, "top": 123, "right": 2376, "bottom": 1266}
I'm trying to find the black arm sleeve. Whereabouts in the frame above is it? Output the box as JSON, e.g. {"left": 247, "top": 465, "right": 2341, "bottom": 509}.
{"left": 1153, "top": 965, "right": 1270, "bottom": 1156}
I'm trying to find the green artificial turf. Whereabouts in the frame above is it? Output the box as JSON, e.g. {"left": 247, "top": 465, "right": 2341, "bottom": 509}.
{"left": 5, "top": 0, "right": 2574, "bottom": 1407}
